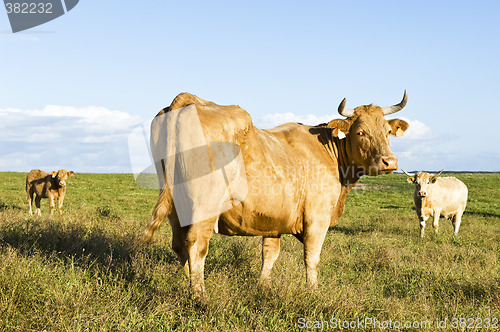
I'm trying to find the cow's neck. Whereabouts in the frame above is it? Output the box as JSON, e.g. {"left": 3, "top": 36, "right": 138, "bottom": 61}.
{"left": 314, "top": 127, "right": 361, "bottom": 186}
{"left": 53, "top": 181, "right": 65, "bottom": 194}
{"left": 333, "top": 136, "right": 361, "bottom": 187}
{"left": 320, "top": 132, "right": 359, "bottom": 228}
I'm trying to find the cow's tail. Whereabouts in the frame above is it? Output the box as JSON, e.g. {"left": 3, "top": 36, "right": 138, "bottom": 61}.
{"left": 134, "top": 189, "right": 173, "bottom": 248}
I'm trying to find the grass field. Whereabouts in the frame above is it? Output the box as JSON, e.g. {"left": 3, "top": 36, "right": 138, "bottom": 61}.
{"left": 0, "top": 172, "right": 499, "bottom": 331}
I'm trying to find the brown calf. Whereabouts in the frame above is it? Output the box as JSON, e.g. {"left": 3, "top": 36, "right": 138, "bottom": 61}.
{"left": 26, "top": 169, "right": 75, "bottom": 216}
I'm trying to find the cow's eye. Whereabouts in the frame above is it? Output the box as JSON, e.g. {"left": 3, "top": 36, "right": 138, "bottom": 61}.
{"left": 357, "top": 131, "right": 365, "bottom": 136}
{"left": 388, "top": 130, "right": 392, "bottom": 135}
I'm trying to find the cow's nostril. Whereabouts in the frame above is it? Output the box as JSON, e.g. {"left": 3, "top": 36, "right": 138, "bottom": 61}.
{"left": 379, "top": 156, "right": 398, "bottom": 170}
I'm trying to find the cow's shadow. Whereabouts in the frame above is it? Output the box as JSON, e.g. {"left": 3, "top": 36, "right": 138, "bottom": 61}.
{"left": 464, "top": 211, "right": 500, "bottom": 219}
{"left": 331, "top": 224, "right": 376, "bottom": 235}
{"left": 381, "top": 205, "right": 407, "bottom": 210}
{"left": 0, "top": 199, "right": 24, "bottom": 211}
{"left": 0, "top": 217, "right": 178, "bottom": 279}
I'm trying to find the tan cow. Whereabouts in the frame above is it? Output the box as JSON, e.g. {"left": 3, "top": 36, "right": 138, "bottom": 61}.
{"left": 402, "top": 170, "right": 468, "bottom": 238}
{"left": 26, "top": 169, "right": 75, "bottom": 216}
{"left": 139, "top": 91, "right": 409, "bottom": 298}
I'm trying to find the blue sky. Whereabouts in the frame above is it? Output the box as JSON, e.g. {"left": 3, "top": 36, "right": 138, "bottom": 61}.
{"left": 1, "top": 1, "right": 499, "bottom": 172}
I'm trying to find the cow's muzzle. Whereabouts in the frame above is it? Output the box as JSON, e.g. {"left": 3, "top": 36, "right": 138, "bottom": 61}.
{"left": 375, "top": 155, "right": 398, "bottom": 173}
{"left": 418, "top": 191, "right": 427, "bottom": 197}
{"left": 59, "top": 182, "right": 66, "bottom": 187}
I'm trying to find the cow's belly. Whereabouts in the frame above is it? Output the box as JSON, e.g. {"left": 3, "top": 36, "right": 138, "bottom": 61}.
{"left": 217, "top": 192, "right": 303, "bottom": 236}
{"left": 218, "top": 212, "right": 296, "bottom": 237}
{"left": 217, "top": 178, "right": 340, "bottom": 236}
{"left": 35, "top": 189, "right": 51, "bottom": 199}
{"left": 441, "top": 198, "right": 466, "bottom": 216}
{"left": 439, "top": 205, "right": 462, "bottom": 218}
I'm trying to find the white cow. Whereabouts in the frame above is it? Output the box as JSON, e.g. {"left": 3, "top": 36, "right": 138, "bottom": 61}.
{"left": 403, "top": 170, "right": 468, "bottom": 238}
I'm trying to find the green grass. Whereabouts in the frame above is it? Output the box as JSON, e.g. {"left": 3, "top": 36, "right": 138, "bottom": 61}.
{"left": 0, "top": 172, "right": 499, "bottom": 331}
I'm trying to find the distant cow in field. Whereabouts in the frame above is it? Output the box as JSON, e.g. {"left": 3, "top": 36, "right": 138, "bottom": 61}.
{"left": 403, "top": 169, "right": 468, "bottom": 238}
{"left": 26, "top": 169, "right": 75, "bottom": 216}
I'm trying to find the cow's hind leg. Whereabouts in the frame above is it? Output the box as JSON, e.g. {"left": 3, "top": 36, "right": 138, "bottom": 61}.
{"left": 259, "top": 236, "right": 281, "bottom": 287}
{"left": 452, "top": 211, "right": 463, "bottom": 236}
{"left": 27, "top": 188, "right": 34, "bottom": 215}
{"left": 169, "top": 211, "right": 189, "bottom": 278}
{"left": 186, "top": 219, "right": 216, "bottom": 299}
{"left": 35, "top": 196, "right": 42, "bottom": 216}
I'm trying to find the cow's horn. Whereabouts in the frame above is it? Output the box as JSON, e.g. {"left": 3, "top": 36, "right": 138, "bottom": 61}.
{"left": 338, "top": 98, "right": 355, "bottom": 117}
{"left": 401, "top": 169, "right": 415, "bottom": 176}
{"left": 433, "top": 169, "right": 444, "bottom": 177}
{"left": 382, "top": 90, "right": 408, "bottom": 115}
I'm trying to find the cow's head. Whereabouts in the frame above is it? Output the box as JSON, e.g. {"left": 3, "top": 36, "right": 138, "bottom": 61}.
{"left": 328, "top": 91, "right": 409, "bottom": 176}
{"left": 51, "top": 169, "right": 75, "bottom": 187}
{"left": 403, "top": 169, "right": 444, "bottom": 197}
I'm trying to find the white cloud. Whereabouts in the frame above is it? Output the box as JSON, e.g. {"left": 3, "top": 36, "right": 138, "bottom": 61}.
{"left": 255, "top": 112, "right": 334, "bottom": 129}
{"left": 388, "top": 119, "right": 440, "bottom": 170}
{"left": 397, "top": 117, "right": 433, "bottom": 141}
{"left": 0, "top": 105, "right": 143, "bottom": 172}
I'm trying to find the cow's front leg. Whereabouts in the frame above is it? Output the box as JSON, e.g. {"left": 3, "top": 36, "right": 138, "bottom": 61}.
{"left": 419, "top": 215, "right": 428, "bottom": 238}
{"left": 58, "top": 194, "right": 65, "bottom": 214}
{"left": 48, "top": 195, "right": 56, "bottom": 216}
{"left": 186, "top": 218, "right": 216, "bottom": 300}
{"left": 302, "top": 223, "right": 329, "bottom": 289}
{"left": 432, "top": 210, "right": 441, "bottom": 235}
{"left": 259, "top": 236, "right": 281, "bottom": 287}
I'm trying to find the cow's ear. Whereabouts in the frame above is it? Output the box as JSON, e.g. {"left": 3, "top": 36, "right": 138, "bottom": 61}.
{"left": 388, "top": 119, "right": 409, "bottom": 137}
{"left": 51, "top": 171, "right": 57, "bottom": 178}
{"left": 328, "top": 119, "right": 351, "bottom": 135}
{"left": 430, "top": 177, "right": 437, "bottom": 184}
{"left": 407, "top": 176, "right": 414, "bottom": 183}
{"left": 68, "top": 171, "right": 75, "bottom": 177}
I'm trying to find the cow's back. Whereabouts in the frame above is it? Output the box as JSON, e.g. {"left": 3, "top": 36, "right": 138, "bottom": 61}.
{"left": 26, "top": 169, "right": 53, "bottom": 198}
